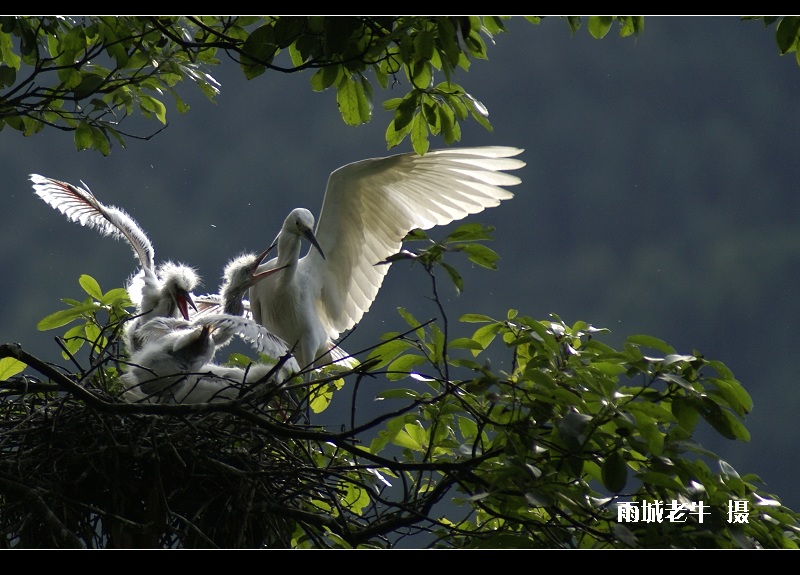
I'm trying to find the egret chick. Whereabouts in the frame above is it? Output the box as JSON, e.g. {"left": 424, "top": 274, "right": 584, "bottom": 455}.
{"left": 29, "top": 174, "right": 200, "bottom": 351}
{"left": 122, "top": 318, "right": 298, "bottom": 406}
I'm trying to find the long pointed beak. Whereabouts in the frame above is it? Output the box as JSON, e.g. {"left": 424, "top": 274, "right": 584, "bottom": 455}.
{"left": 254, "top": 245, "right": 275, "bottom": 267}
{"left": 251, "top": 245, "right": 290, "bottom": 280}
{"left": 304, "top": 228, "right": 325, "bottom": 260}
{"left": 253, "top": 263, "right": 289, "bottom": 280}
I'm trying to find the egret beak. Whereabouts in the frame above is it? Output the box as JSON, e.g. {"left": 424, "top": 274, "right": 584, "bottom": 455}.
{"left": 253, "top": 264, "right": 290, "bottom": 280}
{"left": 175, "top": 288, "right": 197, "bottom": 320}
{"left": 251, "top": 246, "right": 291, "bottom": 281}
{"left": 303, "top": 228, "right": 325, "bottom": 260}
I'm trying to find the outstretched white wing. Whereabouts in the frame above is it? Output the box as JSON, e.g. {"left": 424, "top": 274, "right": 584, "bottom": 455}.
{"left": 30, "top": 174, "right": 156, "bottom": 273}
{"left": 309, "top": 146, "right": 525, "bottom": 338}
{"left": 192, "top": 313, "right": 293, "bottom": 361}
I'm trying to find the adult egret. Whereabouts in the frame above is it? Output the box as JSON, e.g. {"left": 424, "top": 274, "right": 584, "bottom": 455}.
{"left": 249, "top": 146, "right": 526, "bottom": 371}
{"left": 30, "top": 174, "right": 201, "bottom": 351}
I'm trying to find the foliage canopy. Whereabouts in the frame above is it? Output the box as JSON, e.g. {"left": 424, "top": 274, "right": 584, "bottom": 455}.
{"left": 6, "top": 16, "right": 796, "bottom": 156}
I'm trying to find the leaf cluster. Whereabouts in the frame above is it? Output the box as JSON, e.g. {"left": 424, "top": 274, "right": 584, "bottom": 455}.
{"left": 5, "top": 17, "right": 800, "bottom": 156}
{"left": 0, "top": 16, "right": 642, "bottom": 156}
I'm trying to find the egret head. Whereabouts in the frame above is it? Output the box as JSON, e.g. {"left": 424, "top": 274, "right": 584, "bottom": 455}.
{"left": 220, "top": 246, "right": 287, "bottom": 315}
{"left": 289, "top": 208, "right": 325, "bottom": 259}
{"left": 157, "top": 261, "right": 200, "bottom": 320}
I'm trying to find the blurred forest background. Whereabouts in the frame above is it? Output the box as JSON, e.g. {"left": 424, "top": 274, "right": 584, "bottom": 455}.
{"left": 3, "top": 16, "right": 800, "bottom": 512}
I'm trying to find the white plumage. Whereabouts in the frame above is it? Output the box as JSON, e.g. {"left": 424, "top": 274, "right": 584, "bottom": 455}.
{"left": 32, "top": 174, "right": 299, "bottom": 406}
{"left": 249, "top": 146, "right": 526, "bottom": 371}
{"left": 119, "top": 302, "right": 299, "bottom": 405}
{"left": 29, "top": 174, "right": 200, "bottom": 352}
{"left": 121, "top": 320, "right": 298, "bottom": 405}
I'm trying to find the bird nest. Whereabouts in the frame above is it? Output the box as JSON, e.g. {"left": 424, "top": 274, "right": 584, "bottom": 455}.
{"left": 0, "top": 343, "right": 351, "bottom": 549}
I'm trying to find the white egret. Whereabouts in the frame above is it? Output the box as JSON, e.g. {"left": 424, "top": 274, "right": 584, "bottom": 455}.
{"left": 121, "top": 322, "right": 216, "bottom": 401}
{"left": 249, "top": 146, "right": 526, "bottom": 372}
{"left": 121, "top": 315, "right": 299, "bottom": 405}
{"left": 30, "top": 174, "right": 201, "bottom": 352}
{"left": 128, "top": 313, "right": 296, "bottom": 364}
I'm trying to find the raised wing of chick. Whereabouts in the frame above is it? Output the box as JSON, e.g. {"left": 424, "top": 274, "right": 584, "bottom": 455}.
{"left": 30, "top": 174, "right": 200, "bottom": 350}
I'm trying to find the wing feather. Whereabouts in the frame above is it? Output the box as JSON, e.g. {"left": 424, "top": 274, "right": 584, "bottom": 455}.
{"left": 308, "top": 146, "right": 525, "bottom": 337}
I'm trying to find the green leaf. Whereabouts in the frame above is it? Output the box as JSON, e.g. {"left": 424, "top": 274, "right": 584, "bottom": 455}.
{"left": 336, "top": 75, "right": 371, "bottom": 126}
{"left": 0, "top": 357, "right": 26, "bottom": 381}
{"left": 460, "top": 313, "right": 494, "bottom": 323}
{"left": 446, "top": 222, "right": 494, "bottom": 243}
{"left": 631, "top": 410, "right": 664, "bottom": 455}
{"left": 457, "top": 414, "right": 479, "bottom": 443}
{"left": 460, "top": 243, "right": 500, "bottom": 270}
{"left": 556, "top": 410, "right": 592, "bottom": 452}
{"left": 366, "top": 337, "right": 414, "bottom": 368}
{"left": 375, "top": 388, "right": 421, "bottom": 400}
{"left": 139, "top": 95, "right": 167, "bottom": 124}
{"left": 776, "top": 16, "right": 800, "bottom": 54}
{"left": 448, "top": 337, "right": 484, "bottom": 351}
{"left": 601, "top": 450, "right": 628, "bottom": 492}
{"left": 90, "top": 126, "right": 110, "bottom": 156}
{"left": 390, "top": 422, "right": 427, "bottom": 452}
{"left": 396, "top": 307, "right": 424, "bottom": 335}
{"left": 625, "top": 401, "right": 677, "bottom": 424}
{"left": 627, "top": 334, "right": 675, "bottom": 354}
{"left": 637, "top": 471, "right": 685, "bottom": 492}
{"left": 413, "top": 29, "right": 435, "bottom": 62}
{"left": 341, "top": 480, "right": 370, "bottom": 516}
{"left": 698, "top": 398, "right": 750, "bottom": 441}
{"left": 310, "top": 65, "right": 341, "bottom": 91}
{"left": 0, "top": 32, "right": 21, "bottom": 69}
{"left": 394, "top": 94, "right": 418, "bottom": 131}
{"left": 100, "top": 287, "right": 133, "bottom": 307}
{"left": 387, "top": 353, "right": 428, "bottom": 380}
{"left": 410, "top": 60, "right": 432, "bottom": 89}
{"left": 0, "top": 64, "right": 16, "bottom": 87}
{"left": 710, "top": 377, "right": 753, "bottom": 416}
{"left": 242, "top": 23, "right": 277, "bottom": 66}
{"left": 309, "top": 382, "right": 334, "bottom": 413}
{"left": 469, "top": 322, "right": 502, "bottom": 354}
{"left": 588, "top": 16, "right": 614, "bottom": 39}
{"left": 75, "top": 122, "right": 92, "bottom": 151}
{"left": 439, "top": 261, "right": 463, "bottom": 294}
{"left": 37, "top": 303, "right": 97, "bottom": 331}
{"left": 62, "top": 323, "right": 87, "bottom": 355}
{"left": 672, "top": 396, "right": 700, "bottom": 431}
{"left": 79, "top": 274, "right": 103, "bottom": 300}
{"left": 410, "top": 112, "right": 429, "bottom": 155}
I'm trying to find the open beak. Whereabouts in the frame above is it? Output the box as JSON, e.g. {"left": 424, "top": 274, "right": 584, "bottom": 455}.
{"left": 176, "top": 289, "right": 197, "bottom": 320}
{"left": 251, "top": 245, "right": 290, "bottom": 281}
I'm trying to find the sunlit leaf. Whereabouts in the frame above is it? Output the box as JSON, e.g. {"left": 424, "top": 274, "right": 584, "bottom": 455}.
{"left": 0, "top": 357, "right": 26, "bottom": 381}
